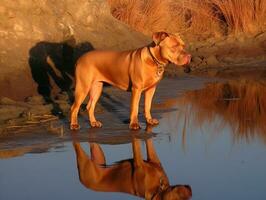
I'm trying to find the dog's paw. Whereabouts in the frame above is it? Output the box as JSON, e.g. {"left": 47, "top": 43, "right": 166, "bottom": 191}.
{"left": 129, "top": 122, "right": 141, "bottom": 130}
{"left": 146, "top": 118, "right": 159, "bottom": 125}
{"left": 90, "top": 121, "right": 103, "bottom": 128}
{"left": 70, "top": 124, "right": 80, "bottom": 130}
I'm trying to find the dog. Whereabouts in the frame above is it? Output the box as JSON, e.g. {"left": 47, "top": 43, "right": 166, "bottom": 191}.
{"left": 72, "top": 130, "right": 192, "bottom": 199}
{"left": 70, "top": 32, "right": 191, "bottom": 130}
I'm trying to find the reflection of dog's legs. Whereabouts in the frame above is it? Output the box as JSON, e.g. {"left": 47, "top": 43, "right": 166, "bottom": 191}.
{"left": 145, "top": 139, "right": 160, "bottom": 164}
{"left": 144, "top": 86, "right": 159, "bottom": 125}
{"left": 87, "top": 82, "right": 103, "bottom": 128}
{"left": 73, "top": 142, "right": 90, "bottom": 175}
{"left": 132, "top": 138, "right": 143, "bottom": 167}
{"left": 73, "top": 142, "right": 101, "bottom": 185}
{"left": 132, "top": 138, "right": 146, "bottom": 191}
{"left": 90, "top": 143, "right": 106, "bottom": 165}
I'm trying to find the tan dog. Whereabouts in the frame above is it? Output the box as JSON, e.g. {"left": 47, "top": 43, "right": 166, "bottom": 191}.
{"left": 73, "top": 134, "right": 192, "bottom": 199}
{"left": 70, "top": 32, "right": 191, "bottom": 130}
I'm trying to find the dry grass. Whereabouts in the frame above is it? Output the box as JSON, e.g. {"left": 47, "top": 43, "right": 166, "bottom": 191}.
{"left": 206, "top": 0, "right": 266, "bottom": 33}
{"left": 108, "top": 0, "right": 171, "bottom": 34}
{"left": 180, "top": 80, "right": 266, "bottom": 143}
{"left": 108, "top": 0, "right": 266, "bottom": 38}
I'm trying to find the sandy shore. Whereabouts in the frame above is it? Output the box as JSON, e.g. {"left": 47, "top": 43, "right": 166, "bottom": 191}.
{"left": 0, "top": 76, "right": 210, "bottom": 157}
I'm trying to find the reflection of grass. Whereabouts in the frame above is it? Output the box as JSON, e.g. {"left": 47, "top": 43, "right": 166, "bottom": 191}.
{"left": 181, "top": 80, "right": 266, "bottom": 143}
{"left": 108, "top": 0, "right": 266, "bottom": 37}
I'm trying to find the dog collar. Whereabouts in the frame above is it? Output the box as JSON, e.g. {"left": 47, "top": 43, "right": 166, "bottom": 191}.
{"left": 147, "top": 47, "right": 167, "bottom": 77}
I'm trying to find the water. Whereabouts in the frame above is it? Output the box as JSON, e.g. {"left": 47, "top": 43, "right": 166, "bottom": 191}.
{"left": 1, "top": 76, "right": 266, "bottom": 200}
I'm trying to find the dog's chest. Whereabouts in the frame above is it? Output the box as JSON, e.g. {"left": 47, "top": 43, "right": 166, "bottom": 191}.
{"left": 143, "top": 71, "right": 163, "bottom": 90}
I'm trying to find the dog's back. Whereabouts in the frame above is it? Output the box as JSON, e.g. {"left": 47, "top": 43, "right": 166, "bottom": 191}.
{"left": 75, "top": 48, "right": 143, "bottom": 91}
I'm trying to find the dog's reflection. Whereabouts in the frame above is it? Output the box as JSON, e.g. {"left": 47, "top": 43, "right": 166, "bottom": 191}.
{"left": 72, "top": 133, "right": 192, "bottom": 199}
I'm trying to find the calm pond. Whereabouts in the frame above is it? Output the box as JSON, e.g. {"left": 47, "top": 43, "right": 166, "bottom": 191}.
{"left": 1, "top": 75, "right": 266, "bottom": 200}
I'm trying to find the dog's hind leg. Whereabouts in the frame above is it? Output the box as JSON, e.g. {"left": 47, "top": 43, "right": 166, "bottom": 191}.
{"left": 70, "top": 79, "right": 90, "bottom": 130}
{"left": 86, "top": 81, "right": 103, "bottom": 128}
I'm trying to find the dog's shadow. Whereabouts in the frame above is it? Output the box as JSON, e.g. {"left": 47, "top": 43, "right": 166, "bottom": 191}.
{"left": 28, "top": 37, "right": 93, "bottom": 115}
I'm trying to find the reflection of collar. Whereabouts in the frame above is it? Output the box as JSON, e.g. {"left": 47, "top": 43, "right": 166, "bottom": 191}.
{"left": 151, "top": 177, "right": 170, "bottom": 200}
{"left": 147, "top": 47, "right": 167, "bottom": 67}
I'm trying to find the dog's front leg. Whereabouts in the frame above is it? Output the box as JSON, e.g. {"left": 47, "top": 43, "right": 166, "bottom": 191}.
{"left": 144, "top": 86, "right": 159, "bottom": 125}
{"left": 130, "top": 88, "right": 142, "bottom": 130}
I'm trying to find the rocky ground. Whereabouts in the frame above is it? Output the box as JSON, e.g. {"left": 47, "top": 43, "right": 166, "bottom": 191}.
{"left": 0, "top": 94, "right": 64, "bottom": 135}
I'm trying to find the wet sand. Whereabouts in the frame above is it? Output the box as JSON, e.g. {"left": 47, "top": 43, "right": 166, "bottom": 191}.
{"left": 0, "top": 76, "right": 209, "bottom": 156}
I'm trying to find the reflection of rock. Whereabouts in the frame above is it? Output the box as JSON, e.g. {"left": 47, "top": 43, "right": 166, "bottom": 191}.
{"left": 0, "top": 145, "right": 52, "bottom": 159}
{"left": 0, "top": 147, "right": 35, "bottom": 159}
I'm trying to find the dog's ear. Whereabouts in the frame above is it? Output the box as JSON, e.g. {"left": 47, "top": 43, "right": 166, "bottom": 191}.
{"left": 152, "top": 32, "right": 169, "bottom": 45}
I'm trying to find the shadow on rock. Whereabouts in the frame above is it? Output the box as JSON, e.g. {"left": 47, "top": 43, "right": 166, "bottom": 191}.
{"left": 28, "top": 36, "right": 94, "bottom": 115}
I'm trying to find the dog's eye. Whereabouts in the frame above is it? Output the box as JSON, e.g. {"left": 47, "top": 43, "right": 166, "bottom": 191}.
{"left": 170, "top": 45, "right": 182, "bottom": 52}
